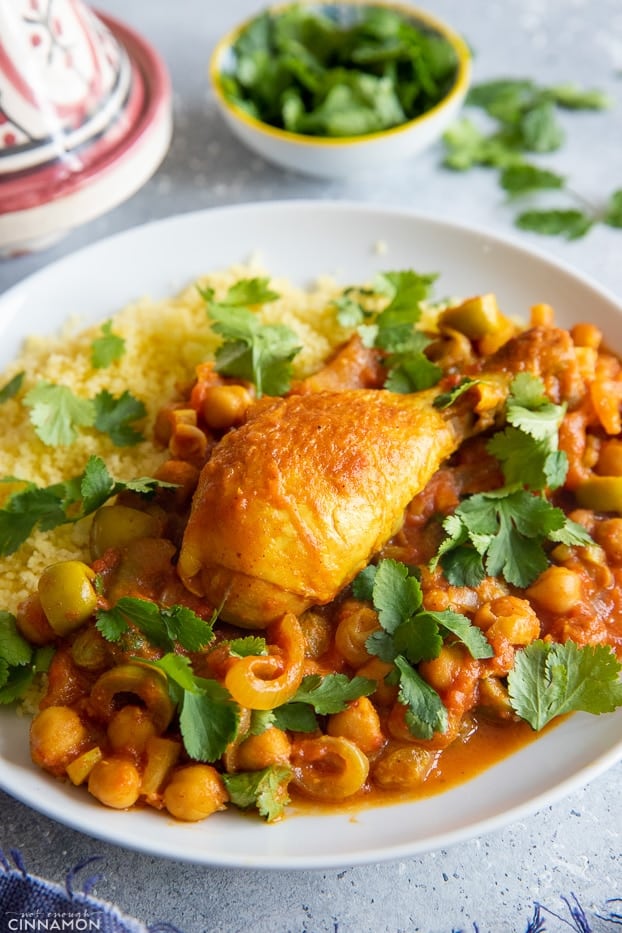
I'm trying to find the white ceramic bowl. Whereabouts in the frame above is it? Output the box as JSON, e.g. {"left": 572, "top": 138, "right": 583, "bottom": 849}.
{"left": 209, "top": 1, "right": 471, "bottom": 178}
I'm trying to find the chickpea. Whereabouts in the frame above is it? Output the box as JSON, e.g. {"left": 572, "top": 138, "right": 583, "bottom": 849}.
{"left": 474, "top": 596, "right": 540, "bottom": 644}
{"left": 597, "top": 440, "right": 622, "bottom": 477}
{"left": 373, "top": 744, "right": 436, "bottom": 791}
{"left": 356, "top": 658, "right": 398, "bottom": 707}
{"left": 107, "top": 705, "right": 157, "bottom": 755}
{"left": 163, "top": 765, "right": 228, "bottom": 821}
{"left": 90, "top": 505, "right": 163, "bottom": 559}
{"left": 571, "top": 322, "right": 602, "bottom": 350}
{"left": 30, "top": 706, "right": 89, "bottom": 775}
{"left": 88, "top": 757, "right": 142, "bottom": 809}
{"left": 594, "top": 518, "right": 622, "bottom": 562}
{"left": 153, "top": 459, "right": 200, "bottom": 507}
{"left": 387, "top": 703, "right": 464, "bottom": 750}
{"left": 530, "top": 303, "right": 555, "bottom": 327}
{"left": 38, "top": 561, "right": 98, "bottom": 636}
{"left": 334, "top": 600, "right": 380, "bottom": 667}
{"left": 169, "top": 423, "right": 209, "bottom": 465}
{"left": 235, "top": 727, "right": 292, "bottom": 771}
{"left": 202, "top": 384, "right": 253, "bottom": 430}
{"left": 526, "top": 567, "right": 583, "bottom": 615}
{"left": 327, "top": 697, "right": 384, "bottom": 754}
{"left": 419, "top": 644, "right": 467, "bottom": 693}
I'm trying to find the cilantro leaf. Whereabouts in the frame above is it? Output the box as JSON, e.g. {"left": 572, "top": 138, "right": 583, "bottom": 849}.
{"left": 500, "top": 163, "right": 565, "bottom": 197}
{"left": 289, "top": 673, "right": 375, "bottom": 715}
{"left": 374, "top": 270, "right": 437, "bottom": 323}
{"left": 0, "top": 456, "right": 174, "bottom": 557}
{"left": 23, "top": 382, "right": 95, "bottom": 447}
{"left": 0, "top": 485, "right": 67, "bottom": 555}
{"left": 433, "top": 377, "right": 479, "bottom": 410}
{"left": 223, "top": 765, "right": 292, "bottom": 822}
{"left": 228, "top": 636, "right": 268, "bottom": 658}
{"left": 604, "top": 190, "right": 622, "bottom": 230}
{"left": 0, "top": 635, "right": 52, "bottom": 705}
{"left": 334, "top": 294, "right": 372, "bottom": 328}
{"left": 0, "top": 371, "right": 24, "bottom": 404}
{"left": 442, "top": 118, "right": 519, "bottom": 171}
{"left": 0, "top": 611, "right": 35, "bottom": 666}
{"left": 549, "top": 83, "right": 613, "bottom": 110}
{"left": 146, "top": 653, "right": 240, "bottom": 762}
{"left": 519, "top": 99, "right": 564, "bottom": 153}
{"left": 271, "top": 702, "right": 319, "bottom": 733}
{"left": 487, "top": 428, "right": 568, "bottom": 490}
{"left": 207, "top": 306, "right": 301, "bottom": 398}
{"left": 180, "top": 681, "right": 240, "bottom": 762}
{"left": 219, "top": 277, "right": 280, "bottom": 307}
{"left": 391, "top": 615, "right": 443, "bottom": 664}
{"left": 91, "top": 321, "right": 126, "bottom": 369}
{"left": 422, "top": 609, "right": 494, "bottom": 660}
{"left": 394, "top": 655, "right": 448, "bottom": 740}
{"left": 93, "top": 390, "right": 146, "bottom": 447}
{"left": 370, "top": 558, "right": 422, "bottom": 635}
{"left": 515, "top": 209, "right": 594, "bottom": 240}
{"left": 508, "top": 640, "right": 622, "bottom": 730}
{"left": 96, "top": 597, "right": 214, "bottom": 653}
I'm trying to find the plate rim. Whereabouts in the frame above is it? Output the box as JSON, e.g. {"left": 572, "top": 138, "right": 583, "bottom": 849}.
{"left": 1, "top": 198, "right": 621, "bottom": 870}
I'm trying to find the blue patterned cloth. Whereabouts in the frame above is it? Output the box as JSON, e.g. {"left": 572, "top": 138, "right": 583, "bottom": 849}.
{"left": 0, "top": 851, "right": 180, "bottom": 933}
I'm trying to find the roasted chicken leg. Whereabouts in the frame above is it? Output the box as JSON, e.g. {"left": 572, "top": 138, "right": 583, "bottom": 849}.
{"left": 178, "top": 326, "right": 581, "bottom": 628}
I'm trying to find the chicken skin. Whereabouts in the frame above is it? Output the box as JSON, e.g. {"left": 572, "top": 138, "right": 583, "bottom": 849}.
{"left": 178, "top": 381, "right": 502, "bottom": 627}
{"left": 178, "top": 326, "right": 581, "bottom": 628}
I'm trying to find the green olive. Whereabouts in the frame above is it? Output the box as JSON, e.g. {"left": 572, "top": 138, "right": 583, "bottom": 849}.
{"left": 575, "top": 475, "right": 622, "bottom": 512}
{"left": 439, "top": 294, "right": 504, "bottom": 339}
{"left": 38, "top": 560, "right": 98, "bottom": 636}
{"left": 89, "top": 663, "right": 175, "bottom": 733}
{"left": 89, "top": 504, "right": 162, "bottom": 559}
{"left": 71, "top": 627, "right": 109, "bottom": 670}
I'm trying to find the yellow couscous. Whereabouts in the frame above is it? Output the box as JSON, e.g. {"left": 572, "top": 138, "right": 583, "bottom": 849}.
{"left": 0, "top": 263, "right": 350, "bottom": 615}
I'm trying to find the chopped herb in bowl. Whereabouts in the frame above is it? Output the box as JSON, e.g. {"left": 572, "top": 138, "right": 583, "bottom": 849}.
{"left": 210, "top": 2, "right": 471, "bottom": 176}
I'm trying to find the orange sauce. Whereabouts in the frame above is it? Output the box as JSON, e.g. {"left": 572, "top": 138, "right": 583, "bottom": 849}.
{"left": 289, "top": 714, "right": 544, "bottom": 815}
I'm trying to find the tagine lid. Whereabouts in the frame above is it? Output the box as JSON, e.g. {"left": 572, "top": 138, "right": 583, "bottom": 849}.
{"left": 0, "top": 0, "right": 172, "bottom": 254}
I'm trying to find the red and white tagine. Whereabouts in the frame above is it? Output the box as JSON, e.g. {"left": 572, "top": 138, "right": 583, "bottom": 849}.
{"left": 0, "top": 0, "right": 172, "bottom": 255}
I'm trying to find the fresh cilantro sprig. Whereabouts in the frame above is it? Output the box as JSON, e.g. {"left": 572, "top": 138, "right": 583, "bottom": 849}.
{"left": 23, "top": 382, "right": 146, "bottom": 447}
{"left": 353, "top": 559, "right": 493, "bottom": 740}
{"left": 433, "top": 377, "right": 479, "bottom": 410}
{"left": 0, "top": 371, "right": 25, "bottom": 404}
{"left": 91, "top": 321, "right": 126, "bottom": 369}
{"left": 199, "top": 278, "right": 300, "bottom": 397}
{"left": 486, "top": 373, "right": 568, "bottom": 490}
{"left": 334, "top": 270, "right": 441, "bottom": 393}
{"left": 434, "top": 488, "right": 592, "bottom": 589}
{"left": 0, "top": 611, "right": 53, "bottom": 704}
{"left": 96, "top": 597, "right": 215, "bottom": 653}
{"left": 228, "top": 636, "right": 268, "bottom": 658}
{"left": 223, "top": 765, "right": 292, "bottom": 822}
{"left": 0, "top": 455, "right": 176, "bottom": 557}
{"left": 508, "top": 640, "right": 622, "bottom": 730}
{"left": 442, "top": 77, "right": 620, "bottom": 239}
{"left": 145, "top": 653, "right": 239, "bottom": 762}
{"left": 271, "top": 672, "right": 376, "bottom": 733}
{"left": 433, "top": 373, "right": 592, "bottom": 588}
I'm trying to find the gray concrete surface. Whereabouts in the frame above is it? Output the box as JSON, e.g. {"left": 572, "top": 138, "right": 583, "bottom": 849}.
{"left": 1, "top": 1, "right": 621, "bottom": 930}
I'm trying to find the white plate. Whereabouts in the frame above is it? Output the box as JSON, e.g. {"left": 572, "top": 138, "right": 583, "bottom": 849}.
{"left": 1, "top": 201, "right": 622, "bottom": 869}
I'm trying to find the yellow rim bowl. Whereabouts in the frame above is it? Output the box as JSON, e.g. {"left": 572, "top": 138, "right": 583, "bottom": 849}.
{"left": 209, "top": 1, "right": 472, "bottom": 153}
